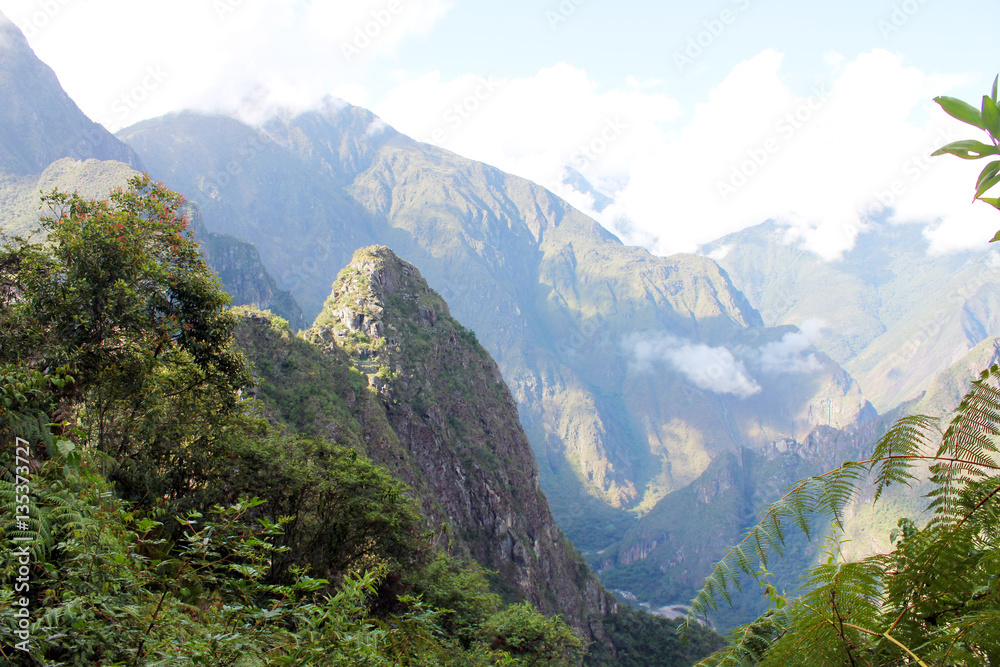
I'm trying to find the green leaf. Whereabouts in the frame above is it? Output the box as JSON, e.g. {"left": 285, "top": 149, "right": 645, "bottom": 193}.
{"left": 55, "top": 439, "right": 76, "bottom": 457}
{"left": 993, "top": 75, "right": 998, "bottom": 104}
{"left": 932, "top": 140, "right": 1000, "bottom": 159}
{"left": 64, "top": 450, "right": 82, "bottom": 468}
{"left": 983, "top": 95, "right": 1000, "bottom": 141}
{"left": 935, "top": 95, "right": 986, "bottom": 129}
{"left": 976, "top": 175, "right": 1000, "bottom": 201}
{"left": 136, "top": 518, "right": 162, "bottom": 532}
{"left": 976, "top": 160, "right": 1000, "bottom": 188}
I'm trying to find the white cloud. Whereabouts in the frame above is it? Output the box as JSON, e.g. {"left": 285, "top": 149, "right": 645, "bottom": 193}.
{"left": 706, "top": 244, "right": 731, "bottom": 261}
{"left": 0, "top": 0, "right": 453, "bottom": 130}
{"left": 374, "top": 49, "right": 983, "bottom": 260}
{"left": 365, "top": 117, "right": 388, "bottom": 137}
{"left": 3, "top": 1, "right": 990, "bottom": 259}
{"left": 628, "top": 333, "right": 761, "bottom": 398}
{"left": 753, "top": 318, "right": 825, "bottom": 374}
{"left": 373, "top": 62, "right": 680, "bottom": 200}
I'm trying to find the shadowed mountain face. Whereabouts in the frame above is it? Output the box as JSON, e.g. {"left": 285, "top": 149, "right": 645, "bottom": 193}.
{"left": 0, "top": 12, "right": 141, "bottom": 176}
{"left": 118, "top": 103, "right": 874, "bottom": 542}
{"left": 291, "top": 246, "right": 617, "bottom": 632}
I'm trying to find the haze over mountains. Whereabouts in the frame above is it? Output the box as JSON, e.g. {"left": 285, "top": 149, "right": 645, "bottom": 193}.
{"left": 4, "top": 7, "right": 999, "bottom": 630}
{"left": 702, "top": 220, "right": 1000, "bottom": 413}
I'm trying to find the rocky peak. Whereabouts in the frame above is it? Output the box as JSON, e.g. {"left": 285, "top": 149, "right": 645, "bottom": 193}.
{"left": 315, "top": 245, "right": 446, "bottom": 339}
{"left": 304, "top": 245, "right": 617, "bottom": 639}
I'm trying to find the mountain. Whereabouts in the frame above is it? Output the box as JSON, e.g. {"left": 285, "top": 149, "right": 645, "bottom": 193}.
{"left": 0, "top": 10, "right": 304, "bottom": 327}
{"left": 701, "top": 219, "right": 1000, "bottom": 412}
{"left": 0, "top": 12, "right": 140, "bottom": 177}
{"left": 238, "top": 246, "right": 618, "bottom": 637}
{"left": 596, "top": 419, "right": 881, "bottom": 627}
{"left": 117, "top": 104, "right": 875, "bottom": 550}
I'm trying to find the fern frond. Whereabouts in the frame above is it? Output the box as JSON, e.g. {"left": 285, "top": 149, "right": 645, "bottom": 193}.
{"left": 686, "top": 413, "right": 946, "bottom": 631}
{"left": 870, "top": 414, "right": 940, "bottom": 502}
{"left": 685, "top": 460, "right": 875, "bottom": 626}
{"left": 933, "top": 364, "right": 1000, "bottom": 526}
{"left": 695, "top": 607, "right": 793, "bottom": 667}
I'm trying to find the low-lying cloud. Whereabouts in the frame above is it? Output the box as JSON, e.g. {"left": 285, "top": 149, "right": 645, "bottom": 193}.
{"left": 628, "top": 333, "right": 761, "bottom": 399}
{"left": 754, "top": 318, "right": 825, "bottom": 374}
{"left": 374, "top": 49, "right": 991, "bottom": 261}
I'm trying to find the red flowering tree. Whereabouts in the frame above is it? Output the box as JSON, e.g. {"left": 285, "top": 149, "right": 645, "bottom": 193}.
{"left": 0, "top": 175, "right": 249, "bottom": 497}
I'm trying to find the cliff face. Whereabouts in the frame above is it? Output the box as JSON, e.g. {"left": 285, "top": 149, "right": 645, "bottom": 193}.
{"left": 188, "top": 207, "right": 306, "bottom": 330}
{"left": 299, "top": 246, "right": 616, "bottom": 635}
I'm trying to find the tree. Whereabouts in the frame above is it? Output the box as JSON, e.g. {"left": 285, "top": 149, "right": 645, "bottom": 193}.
{"left": 0, "top": 177, "right": 592, "bottom": 666}
{"left": 0, "top": 174, "right": 250, "bottom": 498}
{"left": 687, "top": 76, "right": 1000, "bottom": 666}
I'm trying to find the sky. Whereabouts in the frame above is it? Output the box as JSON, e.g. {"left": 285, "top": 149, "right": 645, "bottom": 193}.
{"left": 2, "top": 0, "right": 999, "bottom": 260}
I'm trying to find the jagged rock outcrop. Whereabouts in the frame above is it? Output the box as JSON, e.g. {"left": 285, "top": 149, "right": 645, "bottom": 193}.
{"left": 299, "top": 246, "right": 616, "bottom": 637}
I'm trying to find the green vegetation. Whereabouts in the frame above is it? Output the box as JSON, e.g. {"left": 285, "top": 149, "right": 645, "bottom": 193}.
{"left": 932, "top": 75, "right": 1000, "bottom": 225}
{"left": 0, "top": 177, "right": 592, "bottom": 665}
{"left": 690, "top": 77, "right": 1000, "bottom": 666}
{"left": 591, "top": 604, "right": 724, "bottom": 666}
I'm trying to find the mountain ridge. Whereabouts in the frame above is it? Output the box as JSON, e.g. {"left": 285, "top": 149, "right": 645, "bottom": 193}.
{"left": 117, "top": 103, "right": 871, "bottom": 525}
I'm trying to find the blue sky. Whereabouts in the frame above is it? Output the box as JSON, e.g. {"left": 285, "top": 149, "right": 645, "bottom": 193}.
{"left": 2, "top": 0, "right": 999, "bottom": 258}
{"left": 387, "top": 0, "right": 993, "bottom": 102}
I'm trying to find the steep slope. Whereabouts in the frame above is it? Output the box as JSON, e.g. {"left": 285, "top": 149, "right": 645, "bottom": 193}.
{"left": 236, "top": 246, "right": 617, "bottom": 639}
{"left": 118, "top": 104, "right": 874, "bottom": 544}
{"left": 597, "top": 420, "right": 880, "bottom": 628}
{"left": 702, "top": 219, "right": 1000, "bottom": 411}
{"left": 0, "top": 11, "right": 141, "bottom": 176}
